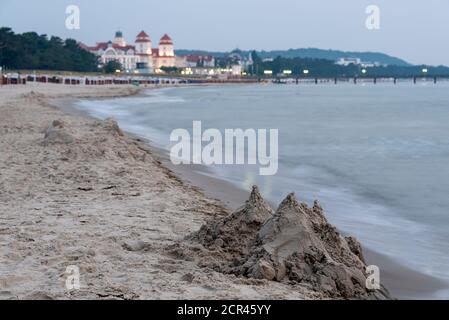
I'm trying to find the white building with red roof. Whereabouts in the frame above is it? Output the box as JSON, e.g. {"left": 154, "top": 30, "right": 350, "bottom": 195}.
{"left": 152, "top": 34, "right": 175, "bottom": 70}
{"left": 81, "top": 31, "right": 176, "bottom": 73}
{"left": 177, "top": 55, "right": 215, "bottom": 68}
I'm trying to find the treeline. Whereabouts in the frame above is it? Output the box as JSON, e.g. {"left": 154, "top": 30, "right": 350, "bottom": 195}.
{"left": 0, "top": 27, "right": 98, "bottom": 72}
{"left": 176, "top": 48, "right": 410, "bottom": 67}
{"left": 250, "top": 52, "right": 449, "bottom": 77}
{"left": 250, "top": 53, "right": 359, "bottom": 77}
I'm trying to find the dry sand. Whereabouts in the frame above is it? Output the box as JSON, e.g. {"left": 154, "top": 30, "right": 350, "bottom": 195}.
{"left": 0, "top": 83, "right": 446, "bottom": 300}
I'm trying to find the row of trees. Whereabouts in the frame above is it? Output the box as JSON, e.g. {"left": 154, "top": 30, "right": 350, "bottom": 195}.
{"left": 249, "top": 52, "right": 358, "bottom": 77}
{"left": 0, "top": 27, "right": 99, "bottom": 72}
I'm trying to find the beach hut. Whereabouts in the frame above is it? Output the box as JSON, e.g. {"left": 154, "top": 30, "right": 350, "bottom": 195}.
{"left": 5, "top": 73, "right": 26, "bottom": 85}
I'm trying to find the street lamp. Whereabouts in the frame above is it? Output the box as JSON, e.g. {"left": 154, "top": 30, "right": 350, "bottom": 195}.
{"left": 422, "top": 68, "right": 428, "bottom": 74}
{"left": 303, "top": 69, "right": 309, "bottom": 75}
{"left": 361, "top": 69, "right": 367, "bottom": 74}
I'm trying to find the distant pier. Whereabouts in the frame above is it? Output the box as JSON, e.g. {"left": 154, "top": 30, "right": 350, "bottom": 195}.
{"left": 268, "top": 75, "right": 446, "bottom": 85}
{"left": 1, "top": 72, "right": 447, "bottom": 87}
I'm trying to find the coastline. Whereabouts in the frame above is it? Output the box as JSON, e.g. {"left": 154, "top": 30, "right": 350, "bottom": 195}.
{"left": 0, "top": 83, "right": 446, "bottom": 299}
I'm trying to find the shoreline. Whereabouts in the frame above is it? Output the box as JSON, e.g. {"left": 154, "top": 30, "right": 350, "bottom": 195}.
{"left": 1, "top": 83, "right": 446, "bottom": 299}
{"left": 60, "top": 85, "right": 449, "bottom": 299}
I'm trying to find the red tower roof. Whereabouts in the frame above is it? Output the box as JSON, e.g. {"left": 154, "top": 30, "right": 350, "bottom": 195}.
{"left": 136, "top": 30, "right": 151, "bottom": 43}
{"left": 159, "top": 34, "right": 173, "bottom": 45}
{"left": 137, "top": 30, "right": 149, "bottom": 38}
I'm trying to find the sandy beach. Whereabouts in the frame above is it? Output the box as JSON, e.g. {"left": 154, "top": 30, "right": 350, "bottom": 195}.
{"left": 0, "top": 83, "right": 446, "bottom": 300}
{"left": 0, "top": 83, "right": 318, "bottom": 299}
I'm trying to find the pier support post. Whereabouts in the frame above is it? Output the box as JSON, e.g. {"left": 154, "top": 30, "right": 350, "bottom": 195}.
{"left": 354, "top": 77, "right": 357, "bottom": 84}
{"left": 434, "top": 77, "right": 437, "bottom": 84}
{"left": 394, "top": 77, "right": 397, "bottom": 84}
{"left": 315, "top": 78, "right": 318, "bottom": 84}
{"left": 413, "top": 76, "right": 417, "bottom": 84}
{"left": 374, "top": 78, "right": 377, "bottom": 84}
{"left": 334, "top": 77, "right": 337, "bottom": 85}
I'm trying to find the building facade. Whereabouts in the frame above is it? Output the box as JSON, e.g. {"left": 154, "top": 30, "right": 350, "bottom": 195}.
{"left": 176, "top": 55, "right": 216, "bottom": 68}
{"left": 81, "top": 31, "right": 176, "bottom": 73}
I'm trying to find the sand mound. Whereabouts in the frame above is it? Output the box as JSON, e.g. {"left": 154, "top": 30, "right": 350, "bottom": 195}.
{"left": 187, "top": 187, "right": 390, "bottom": 299}
{"left": 51, "top": 119, "right": 65, "bottom": 129}
{"left": 42, "top": 120, "right": 74, "bottom": 145}
{"left": 189, "top": 186, "right": 273, "bottom": 267}
{"left": 192, "top": 186, "right": 272, "bottom": 247}
{"left": 103, "top": 118, "right": 124, "bottom": 136}
{"left": 21, "top": 91, "right": 46, "bottom": 100}
{"left": 40, "top": 117, "right": 146, "bottom": 163}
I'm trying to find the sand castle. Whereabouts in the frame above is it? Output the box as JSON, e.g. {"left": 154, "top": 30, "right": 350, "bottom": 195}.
{"left": 189, "top": 186, "right": 390, "bottom": 299}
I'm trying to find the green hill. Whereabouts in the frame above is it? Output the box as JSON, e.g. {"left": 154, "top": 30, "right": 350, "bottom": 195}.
{"left": 176, "top": 48, "right": 411, "bottom": 66}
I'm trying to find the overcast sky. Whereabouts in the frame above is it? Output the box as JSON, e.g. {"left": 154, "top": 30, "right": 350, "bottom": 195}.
{"left": 1, "top": 0, "right": 448, "bottom": 65}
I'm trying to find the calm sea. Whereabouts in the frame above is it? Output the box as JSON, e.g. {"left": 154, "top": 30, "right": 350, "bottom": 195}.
{"left": 75, "top": 82, "right": 449, "bottom": 297}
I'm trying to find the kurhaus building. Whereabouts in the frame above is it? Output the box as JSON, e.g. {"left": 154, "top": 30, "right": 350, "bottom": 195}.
{"left": 80, "top": 31, "right": 175, "bottom": 73}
